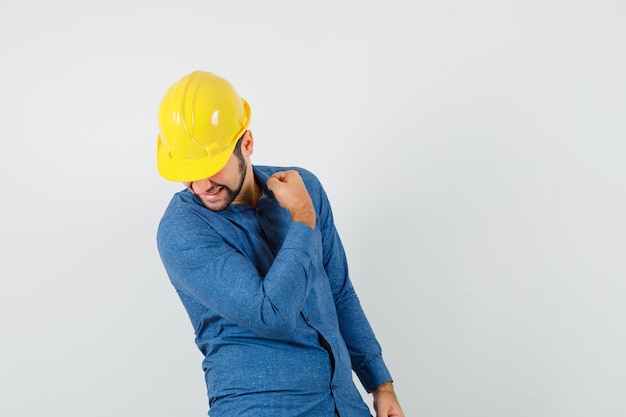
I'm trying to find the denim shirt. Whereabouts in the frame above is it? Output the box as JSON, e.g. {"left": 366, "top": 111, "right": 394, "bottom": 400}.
{"left": 157, "top": 165, "right": 392, "bottom": 416}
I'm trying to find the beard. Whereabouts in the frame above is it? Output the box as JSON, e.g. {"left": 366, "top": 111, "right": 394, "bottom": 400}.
{"left": 201, "top": 150, "right": 247, "bottom": 212}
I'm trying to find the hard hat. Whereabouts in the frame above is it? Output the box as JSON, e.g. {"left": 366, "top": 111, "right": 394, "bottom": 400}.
{"left": 157, "top": 70, "right": 251, "bottom": 182}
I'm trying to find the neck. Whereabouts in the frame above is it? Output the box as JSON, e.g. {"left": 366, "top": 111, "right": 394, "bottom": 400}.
{"left": 233, "top": 164, "right": 261, "bottom": 207}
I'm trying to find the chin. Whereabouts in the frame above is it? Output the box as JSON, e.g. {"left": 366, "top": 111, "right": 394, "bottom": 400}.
{"left": 204, "top": 202, "right": 229, "bottom": 212}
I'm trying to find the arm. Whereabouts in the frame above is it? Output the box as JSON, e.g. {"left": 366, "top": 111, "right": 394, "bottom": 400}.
{"left": 158, "top": 217, "right": 317, "bottom": 337}
{"left": 302, "top": 170, "right": 395, "bottom": 391}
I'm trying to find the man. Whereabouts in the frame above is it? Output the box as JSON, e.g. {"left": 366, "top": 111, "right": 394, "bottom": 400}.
{"left": 156, "top": 70, "right": 404, "bottom": 417}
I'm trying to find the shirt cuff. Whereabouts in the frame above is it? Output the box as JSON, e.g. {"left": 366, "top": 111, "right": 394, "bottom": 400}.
{"left": 355, "top": 355, "right": 393, "bottom": 393}
{"left": 281, "top": 221, "right": 322, "bottom": 257}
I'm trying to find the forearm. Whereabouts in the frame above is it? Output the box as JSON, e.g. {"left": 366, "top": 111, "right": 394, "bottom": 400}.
{"left": 335, "top": 286, "right": 393, "bottom": 391}
{"left": 289, "top": 205, "right": 316, "bottom": 229}
{"left": 159, "top": 217, "right": 320, "bottom": 337}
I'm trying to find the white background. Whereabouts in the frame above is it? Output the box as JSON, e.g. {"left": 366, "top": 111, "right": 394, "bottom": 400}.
{"left": 1, "top": 1, "right": 625, "bottom": 416}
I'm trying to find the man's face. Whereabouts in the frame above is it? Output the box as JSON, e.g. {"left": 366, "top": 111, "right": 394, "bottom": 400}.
{"left": 184, "top": 145, "right": 247, "bottom": 212}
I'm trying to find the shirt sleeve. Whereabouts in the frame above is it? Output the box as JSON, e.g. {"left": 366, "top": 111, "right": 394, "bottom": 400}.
{"left": 305, "top": 171, "right": 394, "bottom": 393}
{"left": 158, "top": 210, "right": 321, "bottom": 338}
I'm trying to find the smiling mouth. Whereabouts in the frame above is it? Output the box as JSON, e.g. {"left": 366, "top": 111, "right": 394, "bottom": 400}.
{"left": 201, "top": 186, "right": 224, "bottom": 198}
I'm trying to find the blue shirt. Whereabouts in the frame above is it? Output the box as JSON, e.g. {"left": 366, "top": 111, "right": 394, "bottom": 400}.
{"left": 157, "top": 165, "right": 392, "bottom": 416}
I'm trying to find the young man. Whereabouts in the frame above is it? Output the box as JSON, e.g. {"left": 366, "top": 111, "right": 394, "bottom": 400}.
{"left": 156, "top": 70, "right": 404, "bottom": 417}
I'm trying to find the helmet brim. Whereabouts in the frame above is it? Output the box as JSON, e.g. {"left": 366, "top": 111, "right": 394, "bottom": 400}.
{"left": 157, "top": 134, "right": 240, "bottom": 182}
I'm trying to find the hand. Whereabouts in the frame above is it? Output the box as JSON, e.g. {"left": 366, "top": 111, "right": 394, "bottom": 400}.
{"left": 373, "top": 382, "right": 405, "bottom": 417}
{"left": 266, "top": 170, "right": 316, "bottom": 229}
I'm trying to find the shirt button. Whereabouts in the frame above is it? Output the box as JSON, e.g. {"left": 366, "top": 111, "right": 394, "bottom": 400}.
{"left": 330, "top": 383, "right": 335, "bottom": 391}
{"left": 304, "top": 316, "right": 311, "bottom": 323}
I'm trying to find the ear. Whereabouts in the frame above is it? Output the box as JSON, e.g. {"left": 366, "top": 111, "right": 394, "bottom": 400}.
{"left": 241, "top": 130, "right": 254, "bottom": 157}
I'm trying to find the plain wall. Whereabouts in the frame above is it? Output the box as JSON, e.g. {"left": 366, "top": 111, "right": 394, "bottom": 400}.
{"left": 1, "top": 1, "right": 625, "bottom": 416}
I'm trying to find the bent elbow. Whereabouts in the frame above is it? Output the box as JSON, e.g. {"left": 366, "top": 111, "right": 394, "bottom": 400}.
{"left": 254, "top": 308, "right": 298, "bottom": 338}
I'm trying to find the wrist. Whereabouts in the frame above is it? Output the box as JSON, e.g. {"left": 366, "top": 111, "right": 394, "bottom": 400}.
{"left": 290, "top": 207, "right": 316, "bottom": 229}
{"left": 373, "top": 381, "right": 395, "bottom": 395}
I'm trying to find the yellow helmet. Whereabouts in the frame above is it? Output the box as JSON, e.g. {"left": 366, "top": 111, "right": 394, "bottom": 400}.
{"left": 157, "top": 70, "right": 251, "bottom": 182}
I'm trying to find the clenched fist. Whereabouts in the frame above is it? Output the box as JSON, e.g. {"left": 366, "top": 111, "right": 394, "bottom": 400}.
{"left": 266, "top": 170, "right": 316, "bottom": 229}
